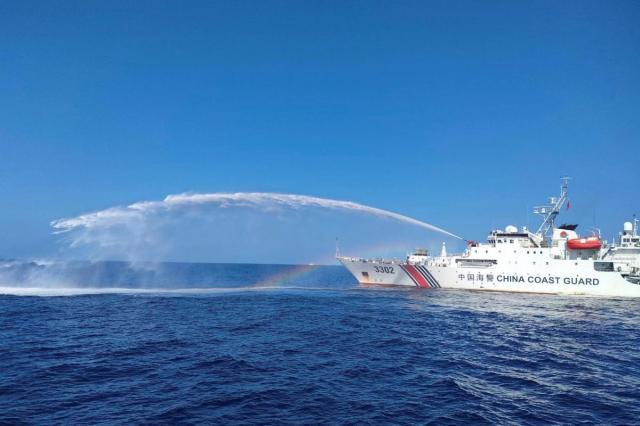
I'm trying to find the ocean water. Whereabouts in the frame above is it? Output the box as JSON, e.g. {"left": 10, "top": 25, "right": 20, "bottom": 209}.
{"left": 1, "top": 262, "right": 640, "bottom": 425}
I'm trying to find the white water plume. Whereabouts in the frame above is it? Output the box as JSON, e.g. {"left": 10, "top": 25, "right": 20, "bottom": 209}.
{"left": 53, "top": 192, "right": 460, "bottom": 238}
{"left": 50, "top": 192, "right": 461, "bottom": 262}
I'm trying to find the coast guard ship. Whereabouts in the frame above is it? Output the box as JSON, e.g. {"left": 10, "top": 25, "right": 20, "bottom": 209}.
{"left": 338, "top": 178, "right": 640, "bottom": 297}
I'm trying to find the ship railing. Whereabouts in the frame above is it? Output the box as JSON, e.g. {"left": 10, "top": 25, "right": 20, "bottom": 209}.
{"left": 338, "top": 256, "right": 403, "bottom": 264}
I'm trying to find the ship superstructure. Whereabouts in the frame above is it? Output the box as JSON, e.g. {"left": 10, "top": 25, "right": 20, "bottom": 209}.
{"left": 338, "top": 179, "right": 640, "bottom": 297}
{"left": 601, "top": 218, "right": 640, "bottom": 283}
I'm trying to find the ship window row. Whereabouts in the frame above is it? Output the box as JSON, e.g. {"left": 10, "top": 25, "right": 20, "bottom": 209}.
{"left": 485, "top": 248, "right": 544, "bottom": 254}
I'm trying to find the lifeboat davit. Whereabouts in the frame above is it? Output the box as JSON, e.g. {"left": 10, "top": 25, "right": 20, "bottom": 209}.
{"left": 567, "top": 236, "right": 602, "bottom": 250}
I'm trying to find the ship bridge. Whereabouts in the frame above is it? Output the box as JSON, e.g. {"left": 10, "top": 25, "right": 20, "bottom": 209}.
{"left": 486, "top": 225, "right": 542, "bottom": 249}
{"left": 459, "top": 224, "right": 560, "bottom": 265}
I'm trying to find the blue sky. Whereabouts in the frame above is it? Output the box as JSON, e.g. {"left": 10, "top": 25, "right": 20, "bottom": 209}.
{"left": 1, "top": 1, "right": 639, "bottom": 261}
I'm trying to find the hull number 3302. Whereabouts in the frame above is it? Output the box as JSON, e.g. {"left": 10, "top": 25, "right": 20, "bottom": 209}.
{"left": 374, "top": 266, "right": 395, "bottom": 274}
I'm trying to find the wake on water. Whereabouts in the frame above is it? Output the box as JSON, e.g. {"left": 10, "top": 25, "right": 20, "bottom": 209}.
{"left": 0, "top": 285, "right": 347, "bottom": 297}
{"left": 0, "top": 260, "right": 353, "bottom": 295}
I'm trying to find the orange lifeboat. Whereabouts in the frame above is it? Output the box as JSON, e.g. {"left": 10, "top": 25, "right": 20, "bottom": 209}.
{"left": 567, "top": 236, "right": 602, "bottom": 250}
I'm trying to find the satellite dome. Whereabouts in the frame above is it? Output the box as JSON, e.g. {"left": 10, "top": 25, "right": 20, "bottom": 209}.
{"left": 624, "top": 222, "right": 633, "bottom": 232}
{"left": 505, "top": 225, "right": 518, "bottom": 233}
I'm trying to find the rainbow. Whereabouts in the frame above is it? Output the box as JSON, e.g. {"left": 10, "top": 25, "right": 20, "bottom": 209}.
{"left": 252, "top": 239, "right": 446, "bottom": 288}
{"left": 252, "top": 263, "right": 320, "bottom": 287}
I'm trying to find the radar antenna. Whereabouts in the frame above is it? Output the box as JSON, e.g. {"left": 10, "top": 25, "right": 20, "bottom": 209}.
{"left": 533, "top": 177, "right": 570, "bottom": 238}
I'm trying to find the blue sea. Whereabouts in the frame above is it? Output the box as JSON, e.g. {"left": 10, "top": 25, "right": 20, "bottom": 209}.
{"left": 1, "top": 261, "right": 639, "bottom": 425}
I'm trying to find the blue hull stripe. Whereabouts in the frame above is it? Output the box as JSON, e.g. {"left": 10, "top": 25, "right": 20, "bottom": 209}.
{"left": 424, "top": 267, "right": 441, "bottom": 288}
{"left": 417, "top": 265, "right": 440, "bottom": 288}
{"left": 414, "top": 265, "right": 435, "bottom": 288}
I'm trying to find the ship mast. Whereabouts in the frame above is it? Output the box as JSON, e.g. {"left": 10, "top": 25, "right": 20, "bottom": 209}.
{"left": 533, "top": 177, "right": 570, "bottom": 238}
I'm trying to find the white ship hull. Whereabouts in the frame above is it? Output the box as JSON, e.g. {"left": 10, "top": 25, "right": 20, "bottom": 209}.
{"left": 339, "top": 179, "right": 640, "bottom": 298}
{"left": 338, "top": 257, "right": 640, "bottom": 298}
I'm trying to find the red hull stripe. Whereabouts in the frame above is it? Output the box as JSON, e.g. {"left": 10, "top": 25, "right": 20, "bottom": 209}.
{"left": 403, "top": 264, "right": 430, "bottom": 288}
{"left": 414, "top": 265, "right": 435, "bottom": 288}
{"left": 399, "top": 265, "right": 420, "bottom": 287}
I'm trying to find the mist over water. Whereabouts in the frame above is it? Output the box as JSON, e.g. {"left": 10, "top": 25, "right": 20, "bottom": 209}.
{"left": 50, "top": 192, "right": 461, "bottom": 263}
{"left": 0, "top": 261, "right": 344, "bottom": 295}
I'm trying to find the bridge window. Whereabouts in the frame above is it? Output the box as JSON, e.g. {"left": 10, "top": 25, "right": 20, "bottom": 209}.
{"left": 594, "top": 262, "right": 614, "bottom": 272}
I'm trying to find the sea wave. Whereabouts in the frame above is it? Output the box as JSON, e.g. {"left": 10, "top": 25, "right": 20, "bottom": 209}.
{"left": 1, "top": 263, "right": 639, "bottom": 423}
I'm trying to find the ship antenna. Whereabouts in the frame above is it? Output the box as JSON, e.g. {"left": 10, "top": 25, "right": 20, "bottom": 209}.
{"left": 533, "top": 177, "right": 571, "bottom": 239}
{"left": 335, "top": 237, "right": 341, "bottom": 258}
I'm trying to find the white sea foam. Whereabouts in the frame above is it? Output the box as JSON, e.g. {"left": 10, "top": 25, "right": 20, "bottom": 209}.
{"left": 0, "top": 285, "right": 339, "bottom": 297}
{"left": 0, "top": 286, "right": 154, "bottom": 296}
{"left": 51, "top": 192, "right": 461, "bottom": 239}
